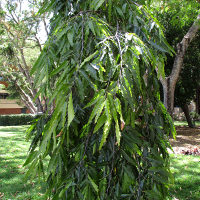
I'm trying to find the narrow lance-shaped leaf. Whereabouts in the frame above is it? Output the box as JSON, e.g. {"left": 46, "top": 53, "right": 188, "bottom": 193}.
{"left": 67, "top": 30, "right": 74, "bottom": 47}
{"left": 79, "top": 50, "right": 99, "bottom": 69}
{"left": 94, "top": 111, "right": 106, "bottom": 133}
{"left": 99, "top": 98, "right": 112, "bottom": 150}
{"left": 108, "top": 93, "right": 121, "bottom": 145}
{"left": 88, "top": 175, "right": 99, "bottom": 193}
{"left": 68, "top": 92, "right": 75, "bottom": 127}
{"left": 84, "top": 89, "right": 105, "bottom": 109}
{"left": 93, "top": 0, "right": 106, "bottom": 11}
{"left": 114, "top": 97, "right": 125, "bottom": 129}
{"left": 88, "top": 96, "right": 105, "bottom": 124}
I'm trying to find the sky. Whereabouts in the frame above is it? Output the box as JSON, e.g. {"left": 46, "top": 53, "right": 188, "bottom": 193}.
{"left": 1, "top": 0, "right": 48, "bottom": 43}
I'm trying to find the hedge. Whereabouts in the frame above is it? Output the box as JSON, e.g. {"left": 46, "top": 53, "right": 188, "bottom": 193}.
{"left": 0, "top": 114, "right": 39, "bottom": 126}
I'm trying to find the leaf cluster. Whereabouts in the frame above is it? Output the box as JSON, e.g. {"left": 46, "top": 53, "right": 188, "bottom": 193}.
{"left": 25, "top": 1, "right": 175, "bottom": 199}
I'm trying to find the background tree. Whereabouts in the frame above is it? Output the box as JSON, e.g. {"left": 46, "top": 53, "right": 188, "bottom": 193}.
{"left": 0, "top": 0, "right": 49, "bottom": 113}
{"left": 151, "top": 0, "right": 200, "bottom": 125}
{"left": 196, "top": 87, "right": 200, "bottom": 114}
{"left": 150, "top": 0, "right": 200, "bottom": 115}
{"left": 174, "top": 39, "right": 200, "bottom": 127}
{"left": 24, "top": 1, "right": 175, "bottom": 199}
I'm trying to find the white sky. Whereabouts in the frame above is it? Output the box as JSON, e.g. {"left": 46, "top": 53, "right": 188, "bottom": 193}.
{"left": 1, "top": 0, "right": 48, "bottom": 43}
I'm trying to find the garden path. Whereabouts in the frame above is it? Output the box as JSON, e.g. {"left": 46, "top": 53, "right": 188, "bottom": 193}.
{"left": 170, "top": 126, "right": 200, "bottom": 154}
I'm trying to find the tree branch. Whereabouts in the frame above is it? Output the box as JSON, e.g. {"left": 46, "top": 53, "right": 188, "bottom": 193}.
{"left": 170, "top": 13, "right": 200, "bottom": 86}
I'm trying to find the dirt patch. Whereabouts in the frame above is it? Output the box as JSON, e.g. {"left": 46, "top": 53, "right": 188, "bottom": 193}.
{"left": 170, "top": 126, "right": 200, "bottom": 154}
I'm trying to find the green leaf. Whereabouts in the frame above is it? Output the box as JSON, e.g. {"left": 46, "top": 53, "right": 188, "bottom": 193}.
{"left": 84, "top": 89, "right": 105, "bottom": 109}
{"left": 94, "top": 0, "right": 106, "bottom": 11}
{"left": 115, "top": 121, "right": 121, "bottom": 145}
{"left": 108, "top": 94, "right": 121, "bottom": 145}
{"left": 149, "top": 40, "right": 168, "bottom": 53}
{"left": 68, "top": 92, "right": 75, "bottom": 127}
{"left": 94, "top": 111, "right": 106, "bottom": 133}
{"left": 88, "top": 175, "right": 99, "bottom": 193}
{"left": 23, "top": 150, "right": 38, "bottom": 166}
{"left": 116, "top": 7, "right": 124, "bottom": 18}
{"left": 25, "top": 159, "right": 38, "bottom": 180}
{"left": 80, "top": 50, "right": 99, "bottom": 69}
{"left": 114, "top": 98, "right": 124, "bottom": 123}
{"left": 94, "top": 100, "right": 106, "bottom": 123}
{"left": 99, "top": 119, "right": 110, "bottom": 150}
{"left": 50, "top": 60, "right": 69, "bottom": 76}
{"left": 67, "top": 31, "right": 74, "bottom": 46}
{"left": 88, "top": 20, "right": 96, "bottom": 35}
{"left": 108, "top": 0, "right": 112, "bottom": 22}
{"left": 99, "top": 99, "right": 111, "bottom": 150}
{"left": 88, "top": 95, "right": 105, "bottom": 124}
{"left": 59, "top": 179, "right": 75, "bottom": 198}
{"left": 31, "top": 52, "right": 45, "bottom": 75}
{"left": 121, "top": 150, "right": 136, "bottom": 165}
{"left": 79, "top": 69, "right": 97, "bottom": 90}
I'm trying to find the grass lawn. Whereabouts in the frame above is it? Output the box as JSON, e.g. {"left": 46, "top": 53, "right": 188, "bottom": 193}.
{"left": 1, "top": 125, "right": 200, "bottom": 200}
{"left": 0, "top": 126, "right": 47, "bottom": 200}
{"left": 170, "top": 154, "right": 200, "bottom": 200}
{"left": 174, "top": 120, "right": 200, "bottom": 126}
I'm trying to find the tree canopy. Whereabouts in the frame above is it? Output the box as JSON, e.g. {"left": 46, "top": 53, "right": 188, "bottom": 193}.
{"left": 0, "top": 0, "right": 49, "bottom": 113}
{"left": 150, "top": 0, "right": 200, "bottom": 115}
{"left": 152, "top": 0, "right": 200, "bottom": 125}
{"left": 24, "top": 1, "right": 175, "bottom": 199}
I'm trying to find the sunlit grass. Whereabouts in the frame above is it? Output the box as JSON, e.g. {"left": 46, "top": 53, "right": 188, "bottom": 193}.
{"left": 170, "top": 154, "right": 200, "bottom": 200}
{"left": 0, "top": 126, "right": 47, "bottom": 200}
{"left": 174, "top": 121, "right": 200, "bottom": 126}
{"left": 1, "top": 125, "right": 200, "bottom": 199}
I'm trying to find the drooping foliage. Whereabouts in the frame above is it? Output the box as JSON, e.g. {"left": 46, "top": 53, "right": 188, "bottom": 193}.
{"left": 24, "top": 1, "right": 175, "bottom": 199}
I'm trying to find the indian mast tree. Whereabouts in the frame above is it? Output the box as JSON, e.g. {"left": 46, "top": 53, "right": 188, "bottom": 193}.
{"left": 25, "top": 1, "right": 175, "bottom": 199}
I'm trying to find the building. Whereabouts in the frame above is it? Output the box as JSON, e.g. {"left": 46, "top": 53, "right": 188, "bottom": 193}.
{"left": 0, "top": 80, "right": 28, "bottom": 114}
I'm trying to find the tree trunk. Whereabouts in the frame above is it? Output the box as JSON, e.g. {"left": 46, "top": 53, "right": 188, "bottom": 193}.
{"left": 162, "top": 77, "right": 176, "bottom": 115}
{"left": 182, "top": 104, "right": 195, "bottom": 128}
{"left": 196, "top": 87, "right": 200, "bottom": 114}
{"left": 6, "top": 75, "right": 38, "bottom": 114}
{"left": 160, "top": 14, "right": 200, "bottom": 114}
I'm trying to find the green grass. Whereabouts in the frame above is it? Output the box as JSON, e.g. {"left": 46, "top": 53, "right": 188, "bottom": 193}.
{"left": 0, "top": 126, "right": 47, "bottom": 200}
{"left": 174, "top": 120, "right": 200, "bottom": 126}
{"left": 170, "top": 154, "right": 200, "bottom": 200}
{"left": 1, "top": 125, "right": 200, "bottom": 200}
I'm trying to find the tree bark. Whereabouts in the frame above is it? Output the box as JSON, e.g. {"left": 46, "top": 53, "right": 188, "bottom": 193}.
{"left": 19, "top": 48, "right": 44, "bottom": 113}
{"left": 6, "top": 76, "right": 37, "bottom": 114}
{"left": 196, "top": 87, "right": 200, "bottom": 114}
{"left": 161, "top": 77, "right": 176, "bottom": 116}
{"left": 161, "top": 14, "right": 200, "bottom": 114}
{"left": 182, "top": 104, "right": 195, "bottom": 128}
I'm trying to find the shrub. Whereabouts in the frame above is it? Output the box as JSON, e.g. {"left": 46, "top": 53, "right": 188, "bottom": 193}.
{"left": 0, "top": 114, "right": 39, "bottom": 126}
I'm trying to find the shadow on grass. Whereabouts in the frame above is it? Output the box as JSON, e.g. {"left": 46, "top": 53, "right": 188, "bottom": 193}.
{"left": 170, "top": 154, "right": 200, "bottom": 200}
{"left": 0, "top": 125, "right": 29, "bottom": 132}
{"left": 0, "top": 135, "right": 28, "bottom": 143}
{"left": 0, "top": 126, "right": 47, "bottom": 200}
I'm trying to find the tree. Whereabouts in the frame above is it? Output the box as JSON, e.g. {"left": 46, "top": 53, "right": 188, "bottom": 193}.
{"left": 196, "top": 87, "right": 200, "bottom": 114}
{"left": 151, "top": 0, "right": 200, "bottom": 115}
{"left": 174, "top": 37, "right": 200, "bottom": 127}
{"left": 151, "top": 0, "right": 200, "bottom": 126}
{"left": 24, "top": 1, "right": 175, "bottom": 199}
{"left": 0, "top": 0, "right": 49, "bottom": 113}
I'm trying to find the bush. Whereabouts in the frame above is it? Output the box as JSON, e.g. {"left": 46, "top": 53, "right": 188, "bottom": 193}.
{"left": 190, "top": 112, "right": 200, "bottom": 121}
{"left": 0, "top": 114, "right": 39, "bottom": 126}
